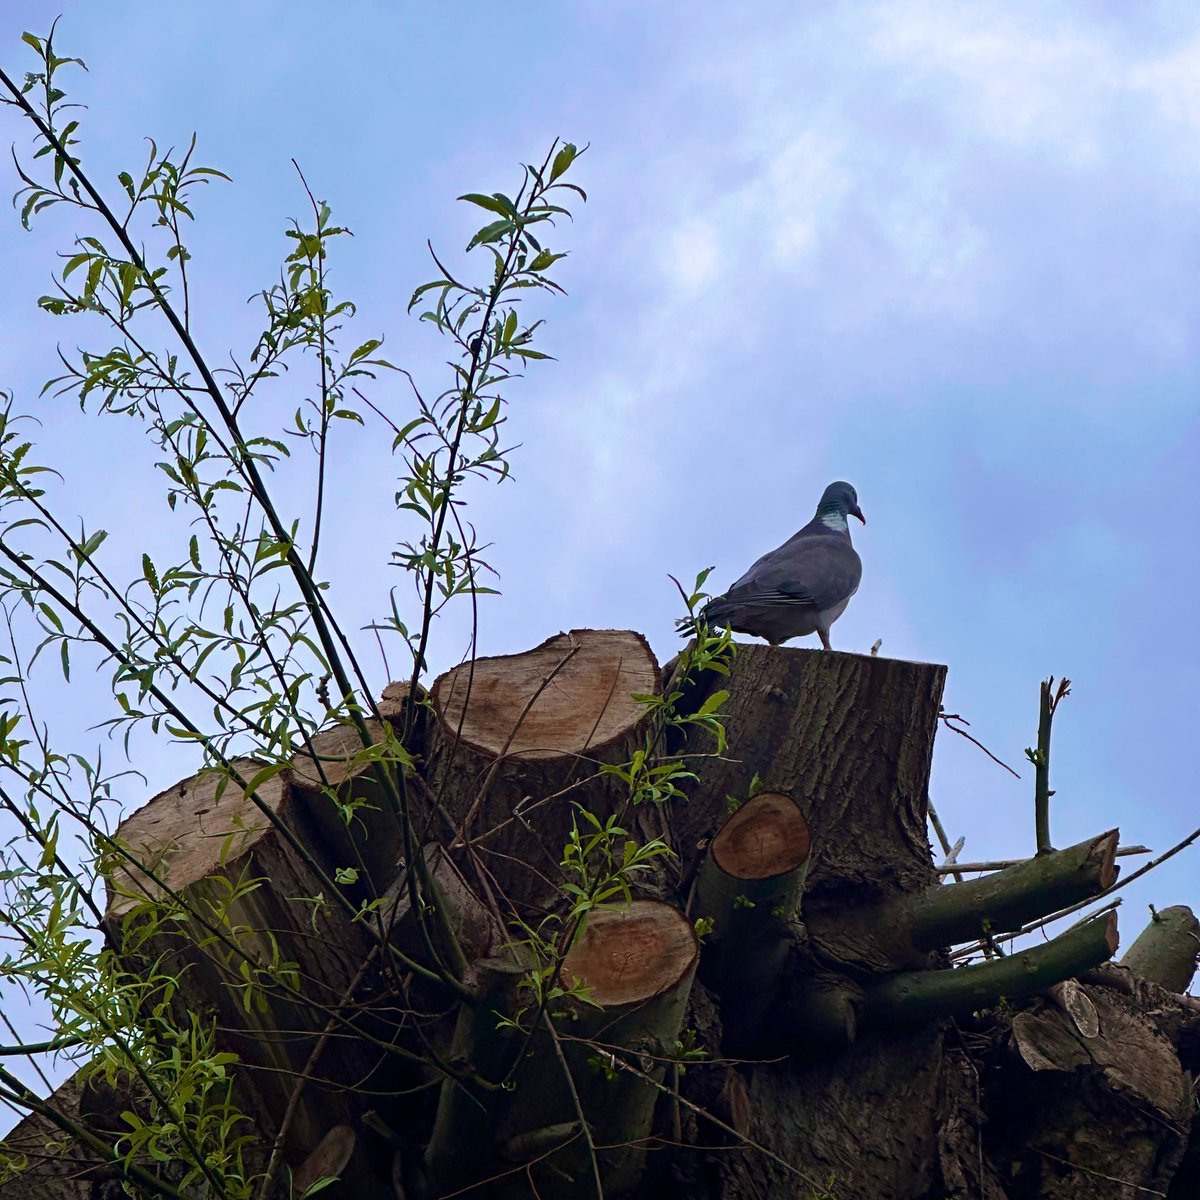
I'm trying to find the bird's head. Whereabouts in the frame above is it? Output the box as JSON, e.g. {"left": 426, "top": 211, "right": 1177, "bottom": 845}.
{"left": 817, "top": 481, "right": 866, "bottom": 525}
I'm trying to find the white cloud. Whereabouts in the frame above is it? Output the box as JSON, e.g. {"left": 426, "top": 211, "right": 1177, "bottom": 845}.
{"left": 1128, "top": 35, "right": 1200, "bottom": 138}
{"left": 661, "top": 215, "right": 724, "bottom": 293}
{"left": 867, "top": 2, "right": 1118, "bottom": 162}
{"left": 753, "top": 129, "right": 852, "bottom": 265}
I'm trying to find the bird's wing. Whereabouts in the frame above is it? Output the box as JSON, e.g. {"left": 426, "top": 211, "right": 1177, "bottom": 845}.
{"left": 726, "top": 534, "right": 861, "bottom": 614}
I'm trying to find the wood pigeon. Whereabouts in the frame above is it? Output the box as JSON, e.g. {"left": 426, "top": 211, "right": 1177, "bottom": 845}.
{"left": 686, "top": 481, "right": 865, "bottom": 650}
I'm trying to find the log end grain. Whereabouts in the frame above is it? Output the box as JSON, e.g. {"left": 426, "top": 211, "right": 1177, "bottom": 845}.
{"left": 711, "top": 792, "right": 811, "bottom": 881}
{"left": 563, "top": 901, "right": 698, "bottom": 1008}
{"left": 431, "top": 629, "right": 658, "bottom": 761}
{"left": 106, "top": 758, "right": 286, "bottom": 922}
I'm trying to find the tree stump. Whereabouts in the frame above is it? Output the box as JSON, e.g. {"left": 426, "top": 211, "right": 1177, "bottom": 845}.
{"left": 8, "top": 631, "right": 1194, "bottom": 1200}
{"left": 689, "top": 791, "right": 811, "bottom": 1051}
{"left": 424, "top": 629, "right": 659, "bottom": 914}
{"left": 105, "top": 759, "right": 395, "bottom": 1170}
{"left": 1120, "top": 905, "right": 1199, "bottom": 992}
{"left": 499, "top": 900, "right": 699, "bottom": 1198}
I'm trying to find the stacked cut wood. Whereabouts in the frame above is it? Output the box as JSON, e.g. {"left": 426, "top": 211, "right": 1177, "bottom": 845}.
{"left": 2, "top": 630, "right": 1198, "bottom": 1200}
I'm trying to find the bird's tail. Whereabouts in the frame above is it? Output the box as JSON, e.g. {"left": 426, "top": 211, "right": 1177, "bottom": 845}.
{"left": 675, "top": 615, "right": 700, "bottom": 638}
{"left": 675, "top": 600, "right": 730, "bottom": 639}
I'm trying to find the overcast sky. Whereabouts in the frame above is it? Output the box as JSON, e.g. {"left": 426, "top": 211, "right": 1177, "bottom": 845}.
{"left": 1, "top": 0, "right": 1198, "bottom": 1111}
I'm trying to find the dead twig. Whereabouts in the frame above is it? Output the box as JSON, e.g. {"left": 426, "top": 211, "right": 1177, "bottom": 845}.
{"left": 939, "top": 708, "right": 1022, "bottom": 779}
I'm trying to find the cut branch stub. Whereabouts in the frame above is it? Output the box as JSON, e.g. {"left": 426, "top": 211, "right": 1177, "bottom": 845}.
{"left": 424, "top": 956, "right": 527, "bottom": 1198}
{"left": 104, "top": 759, "right": 391, "bottom": 1166}
{"left": 560, "top": 898, "right": 698, "bottom": 1006}
{"left": 690, "top": 792, "right": 811, "bottom": 1051}
{"left": 382, "top": 843, "right": 501, "bottom": 971}
{"left": 424, "top": 629, "right": 659, "bottom": 912}
{"left": 866, "top": 912, "right": 1119, "bottom": 1024}
{"left": 905, "top": 829, "right": 1119, "bottom": 952}
{"left": 1120, "top": 904, "right": 1200, "bottom": 993}
{"left": 496, "top": 901, "right": 699, "bottom": 1198}
{"left": 290, "top": 719, "right": 407, "bottom": 895}
{"left": 707, "top": 790, "right": 813, "bottom": 883}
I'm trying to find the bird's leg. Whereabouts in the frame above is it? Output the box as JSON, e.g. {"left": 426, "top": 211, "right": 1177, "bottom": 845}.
{"left": 818, "top": 629, "right": 832, "bottom": 651}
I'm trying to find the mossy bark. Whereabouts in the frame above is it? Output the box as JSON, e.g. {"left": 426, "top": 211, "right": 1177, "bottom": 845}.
{"left": 1120, "top": 904, "right": 1199, "bottom": 993}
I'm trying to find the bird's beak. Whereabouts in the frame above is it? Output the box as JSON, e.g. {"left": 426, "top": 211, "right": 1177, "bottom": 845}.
{"left": 851, "top": 505, "right": 866, "bottom": 525}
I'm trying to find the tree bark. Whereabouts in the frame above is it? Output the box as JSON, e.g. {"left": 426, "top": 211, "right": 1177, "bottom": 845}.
{"left": 675, "top": 646, "right": 946, "bottom": 978}
{"left": 902, "top": 830, "right": 1119, "bottom": 952}
{"left": 988, "top": 980, "right": 1190, "bottom": 1197}
{"left": 104, "top": 759, "right": 398, "bottom": 1171}
{"left": 494, "top": 901, "right": 699, "bottom": 1199}
{"left": 424, "top": 629, "right": 659, "bottom": 915}
{"left": 1120, "top": 904, "right": 1199, "bottom": 993}
{"left": 289, "top": 718, "right": 408, "bottom": 896}
{"left": 866, "top": 912, "right": 1119, "bottom": 1023}
{"left": 689, "top": 791, "right": 810, "bottom": 1052}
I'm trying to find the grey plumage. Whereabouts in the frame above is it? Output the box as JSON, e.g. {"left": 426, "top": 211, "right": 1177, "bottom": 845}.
{"left": 692, "top": 481, "right": 865, "bottom": 650}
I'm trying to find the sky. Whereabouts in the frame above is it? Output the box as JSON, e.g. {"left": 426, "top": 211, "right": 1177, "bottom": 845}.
{"left": 0, "top": 0, "right": 1198, "bottom": 1116}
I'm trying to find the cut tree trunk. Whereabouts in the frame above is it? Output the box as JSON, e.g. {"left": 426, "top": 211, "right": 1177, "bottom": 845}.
{"left": 674, "top": 647, "right": 945, "bottom": 973}
{"left": 289, "top": 718, "right": 409, "bottom": 895}
{"left": 424, "top": 899, "right": 698, "bottom": 1199}
{"left": 8, "top": 633, "right": 1194, "bottom": 1200}
{"left": 987, "top": 979, "right": 1191, "bottom": 1197}
{"left": 104, "top": 758, "right": 401, "bottom": 1172}
{"left": 423, "top": 629, "right": 659, "bottom": 915}
{"left": 493, "top": 900, "right": 699, "bottom": 1200}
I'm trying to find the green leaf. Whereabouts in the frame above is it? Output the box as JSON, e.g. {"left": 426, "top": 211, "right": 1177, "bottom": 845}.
{"left": 697, "top": 689, "right": 729, "bottom": 717}
{"left": 38, "top": 603, "right": 63, "bottom": 633}
{"left": 466, "top": 219, "right": 514, "bottom": 251}
{"left": 348, "top": 338, "right": 382, "bottom": 364}
{"left": 79, "top": 528, "right": 107, "bottom": 559}
{"left": 458, "top": 192, "right": 512, "bottom": 216}
{"left": 61, "top": 251, "right": 90, "bottom": 280}
{"left": 550, "top": 143, "right": 578, "bottom": 182}
{"left": 528, "top": 249, "right": 565, "bottom": 273}
{"left": 244, "top": 762, "right": 287, "bottom": 797}
{"left": 142, "top": 553, "right": 159, "bottom": 592}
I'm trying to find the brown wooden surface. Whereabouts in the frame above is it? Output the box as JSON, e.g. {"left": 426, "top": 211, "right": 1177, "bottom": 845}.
{"left": 106, "top": 756, "right": 283, "bottom": 921}
{"left": 289, "top": 719, "right": 406, "bottom": 892}
{"left": 676, "top": 646, "right": 945, "bottom": 976}
{"left": 710, "top": 790, "right": 812, "bottom": 880}
{"left": 105, "top": 761, "right": 393, "bottom": 1172}
{"left": 562, "top": 899, "right": 698, "bottom": 1006}
{"left": 431, "top": 629, "right": 658, "bottom": 762}
{"left": 425, "top": 629, "right": 659, "bottom": 913}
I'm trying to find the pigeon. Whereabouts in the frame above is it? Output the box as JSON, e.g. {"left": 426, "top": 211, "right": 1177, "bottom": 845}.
{"left": 686, "top": 481, "right": 865, "bottom": 650}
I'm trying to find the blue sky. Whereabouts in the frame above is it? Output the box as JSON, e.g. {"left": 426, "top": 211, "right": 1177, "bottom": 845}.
{"left": 0, "top": 0, "right": 1198, "bottom": 1103}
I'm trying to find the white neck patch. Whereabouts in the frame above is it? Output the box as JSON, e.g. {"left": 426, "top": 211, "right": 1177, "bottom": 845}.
{"left": 820, "top": 511, "right": 848, "bottom": 532}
